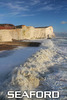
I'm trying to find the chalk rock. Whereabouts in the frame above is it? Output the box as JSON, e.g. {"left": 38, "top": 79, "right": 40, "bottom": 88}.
{"left": 0, "top": 25, "right": 55, "bottom": 42}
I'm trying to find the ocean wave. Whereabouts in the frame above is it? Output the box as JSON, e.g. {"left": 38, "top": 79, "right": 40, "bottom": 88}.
{"left": 0, "top": 39, "right": 67, "bottom": 100}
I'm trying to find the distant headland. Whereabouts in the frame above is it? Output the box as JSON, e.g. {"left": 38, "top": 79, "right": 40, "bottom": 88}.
{"left": 0, "top": 24, "right": 55, "bottom": 42}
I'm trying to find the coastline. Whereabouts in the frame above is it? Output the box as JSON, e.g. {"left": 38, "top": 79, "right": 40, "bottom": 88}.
{"left": 0, "top": 41, "right": 41, "bottom": 51}
{"left": 0, "top": 38, "right": 67, "bottom": 100}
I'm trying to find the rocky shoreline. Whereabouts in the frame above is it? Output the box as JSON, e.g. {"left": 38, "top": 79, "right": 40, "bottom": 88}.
{"left": 0, "top": 41, "right": 41, "bottom": 51}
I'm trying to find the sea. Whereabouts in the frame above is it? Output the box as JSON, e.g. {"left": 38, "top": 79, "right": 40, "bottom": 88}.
{"left": 0, "top": 33, "right": 67, "bottom": 100}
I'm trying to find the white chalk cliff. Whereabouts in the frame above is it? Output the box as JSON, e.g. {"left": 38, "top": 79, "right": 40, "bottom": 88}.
{"left": 0, "top": 25, "right": 55, "bottom": 42}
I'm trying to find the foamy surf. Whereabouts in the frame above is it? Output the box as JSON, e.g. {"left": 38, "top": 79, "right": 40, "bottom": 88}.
{"left": 0, "top": 39, "right": 67, "bottom": 100}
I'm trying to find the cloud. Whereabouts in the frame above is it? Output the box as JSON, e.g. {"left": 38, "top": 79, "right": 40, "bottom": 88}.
{"left": 0, "top": 1, "right": 30, "bottom": 17}
{"left": 6, "top": 2, "right": 29, "bottom": 11}
{"left": 0, "top": 1, "right": 35, "bottom": 18}
{"left": 38, "top": 4, "right": 63, "bottom": 11}
{"left": 15, "top": 1, "right": 25, "bottom": 4}
{"left": 39, "top": 5, "right": 54, "bottom": 11}
{"left": 0, "top": 14, "right": 5, "bottom": 17}
{"left": 43, "top": 1, "right": 49, "bottom": 5}
{"left": 30, "top": 0, "right": 40, "bottom": 5}
{"left": 19, "top": 14, "right": 35, "bottom": 17}
{"left": 0, "top": 0, "right": 65, "bottom": 18}
{"left": 61, "top": 21, "right": 67, "bottom": 24}
{"left": 0, "top": 12, "right": 35, "bottom": 18}
{"left": 0, "top": 1, "right": 29, "bottom": 12}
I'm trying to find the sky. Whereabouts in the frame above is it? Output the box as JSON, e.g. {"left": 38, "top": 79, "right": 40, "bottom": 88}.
{"left": 0, "top": 0, "right": 67, "bottom": 32}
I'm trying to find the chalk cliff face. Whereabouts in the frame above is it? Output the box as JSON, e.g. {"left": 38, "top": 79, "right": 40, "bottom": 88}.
{"left": 34, "top": 26, "right": 55, "bottom": 39}
{"left": 0, "top": 25, "right": 55, "bottom": 42}
{"left": 0, "top": 29, "right": 18, "bottom": 42}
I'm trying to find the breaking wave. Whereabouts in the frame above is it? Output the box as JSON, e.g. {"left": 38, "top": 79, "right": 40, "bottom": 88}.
{"left": 0, "top": 39, "right": 67, "bottom": 100}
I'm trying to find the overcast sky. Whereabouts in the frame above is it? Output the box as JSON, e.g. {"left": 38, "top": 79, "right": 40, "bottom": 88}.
{"left": 0, "top": 0, "right": 67, "bottom": 32}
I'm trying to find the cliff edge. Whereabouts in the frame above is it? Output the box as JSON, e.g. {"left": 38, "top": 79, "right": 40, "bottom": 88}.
{"left": 0, "top": 24, "right": 55, "bottom": 42}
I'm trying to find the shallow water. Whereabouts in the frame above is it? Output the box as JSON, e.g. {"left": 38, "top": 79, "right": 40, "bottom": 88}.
{"left": 0, "top": 46, "right": 40, "bottom": 82}
{"left": 0, "top": 34, "right": 67, "bottom": 100}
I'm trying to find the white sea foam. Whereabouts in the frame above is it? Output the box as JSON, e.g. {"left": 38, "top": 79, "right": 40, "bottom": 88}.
{"left": 0, "top": 39, "right": 67, "bottom": 100}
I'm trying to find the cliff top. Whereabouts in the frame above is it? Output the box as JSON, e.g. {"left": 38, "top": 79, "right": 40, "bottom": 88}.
{"left": 0, "top": 24, "right": 15, "bottom": 29}
{"left": 0, "top": 24, "right": 53, "bottom": 30}
{"left": 16, "top": 25, "right": 26, "bottom": 28}
{"left": 35, "top": 26, "right": 52, "bottom": 28}
{"left": 0, "top": 24, "right": 15, "bottom": 26}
